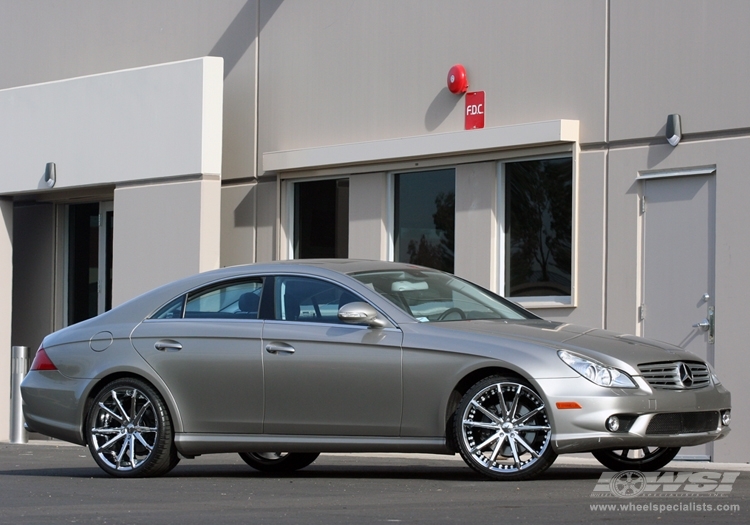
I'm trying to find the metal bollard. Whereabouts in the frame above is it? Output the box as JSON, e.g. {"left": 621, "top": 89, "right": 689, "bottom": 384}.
{"left": 10, "top": 346, "right": 29, "bottom": 444}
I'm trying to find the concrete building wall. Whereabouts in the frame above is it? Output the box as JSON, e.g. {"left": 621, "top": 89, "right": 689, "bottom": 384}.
{"left": 348, "top": 173, "right": 390, "bottom": 261}
{"left": 0, "top": 0, "right": 259, "bottom": 182}
{"left": 0, "top": 57, "right": 223, "bottom": 193}
{"left": 454, "top": 162, "right": 497, "bottom": 291}
{"left": 112, "top": 177, "right": 221, "bottom": 305}
{"left": 609, "top": 0, "right": 750, "bottom": 141}
{"left": 257, "top": 0, "right": 606, "bottom": 168}
{"left": 221, "top": 183, "right": 257, "bottom": 268}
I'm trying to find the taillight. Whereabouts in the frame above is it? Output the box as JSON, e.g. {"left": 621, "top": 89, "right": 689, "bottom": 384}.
{"left": 29, "top": 347, "right": 57, "bottom": 371}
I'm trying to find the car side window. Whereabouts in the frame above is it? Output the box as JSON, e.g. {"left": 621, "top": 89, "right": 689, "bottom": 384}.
{"left": 152, "top": 279, "right": 264, "bottom": 320}
{"left": 274, "top": 276, "right": 360, "bottom": 324}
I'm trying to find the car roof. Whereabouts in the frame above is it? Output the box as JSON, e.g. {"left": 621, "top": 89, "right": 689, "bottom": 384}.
{"left": 79, "top": 259, "right": 428, "bottom": 328}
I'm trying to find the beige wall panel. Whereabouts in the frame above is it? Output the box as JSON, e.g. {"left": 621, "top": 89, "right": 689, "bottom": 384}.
{"left": 537, "top": 150, "right": 606, "bottom": 328}
{"left": 255, "top": 179, "right": 278, "bottom": 262}
{"left": 0, "top": 57, "right": 223, "bottom": 194}
{"left": 0, "top": 0, "right": 259, "bottom": 181}
{"left": 454, "top": 163, "right": 496, "bottom": 290}
{"left": 258, "top": 0, "right": 606, "bottom": 168}
{"left": 0, "top": 198, "right": 12, "bottom": 440}
{"left": 221, "top": 183, "right": 257, "bottom": 267}
{"left": 610, "top": 0, "right": 750, "bottom": 141}
{"left": 607, "top": 137, "right": 750, "bottom": 462}
{"left": 348, "top": 173, "right": 389, "bottom": 260}
{"left": 112, "top": 178, "right": 220, "bottom": 306}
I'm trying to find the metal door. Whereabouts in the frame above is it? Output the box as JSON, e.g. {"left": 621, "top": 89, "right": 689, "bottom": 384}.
{"left": 641, "top": 173, "right": 716, "bottom": 459}
{"left": 131, "top": 319, "right": 264, "bottom": 434}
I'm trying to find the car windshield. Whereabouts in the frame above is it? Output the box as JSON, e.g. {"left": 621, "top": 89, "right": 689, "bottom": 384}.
{"left": 350, "top": 269, "right": 535, "bottom": 322}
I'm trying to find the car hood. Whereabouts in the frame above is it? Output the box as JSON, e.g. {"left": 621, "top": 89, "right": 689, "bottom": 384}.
{"left": 431, "top": 319, "right": 702, "bottom": 373}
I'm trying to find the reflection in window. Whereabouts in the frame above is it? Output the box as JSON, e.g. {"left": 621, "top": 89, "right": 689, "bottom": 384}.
{"left": 352, "top": 269, "right": 533, "bottom": 322}
{"left": 274, "top": 276, "right": 359, "bottom": 323}
{"left": 152, "top": 280, "right": 263, "bottom": 319}
{"left": 505, "top": 158, "right": 572, "bottom": 298}
{"left": 394, "top": 169, "right": 455, "bottom": 273}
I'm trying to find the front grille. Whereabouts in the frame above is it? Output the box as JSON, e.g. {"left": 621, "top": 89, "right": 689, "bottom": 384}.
{"left": 638, "top": 361, "right": 711, "bottom": 390}
{"left": 646, "top": 412, "right": 720, "bottom": 435}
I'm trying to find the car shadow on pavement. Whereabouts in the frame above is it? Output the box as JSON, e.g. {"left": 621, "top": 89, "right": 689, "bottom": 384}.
{"left": 0, "top": 463, "right": 608, "bottom": 482}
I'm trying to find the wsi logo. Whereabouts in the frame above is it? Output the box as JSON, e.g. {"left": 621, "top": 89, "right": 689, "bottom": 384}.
{"left": 591, "top": 470, "right": 740, "bottom": 498}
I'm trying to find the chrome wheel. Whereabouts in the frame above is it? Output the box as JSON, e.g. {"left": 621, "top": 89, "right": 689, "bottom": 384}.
{"left": 86, "top": 378, "right": 177, "bottom": 477}
{"left": 455, "top": 376, "right": 556, "bottom": 480}
{"left": 592, "top": 446, "right": 680, "bottom": 472}
{"left": 239, "top": 452, "right": 320, "bottom": 473}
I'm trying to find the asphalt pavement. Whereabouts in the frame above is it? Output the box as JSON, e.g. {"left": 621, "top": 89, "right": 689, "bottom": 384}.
{"left": 0, "top": 442, "right": 747, "bottom": 524}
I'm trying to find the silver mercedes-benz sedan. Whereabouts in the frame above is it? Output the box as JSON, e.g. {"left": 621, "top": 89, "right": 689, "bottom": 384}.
{"left": 21, "top": 260, "right": 731, "bottom": 480}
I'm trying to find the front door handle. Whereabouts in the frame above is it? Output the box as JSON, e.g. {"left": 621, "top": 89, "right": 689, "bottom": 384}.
{"left": 154, "top": 340, "right": 183, "bottom": 351}
{"left": 265, "top": 342, "right": 295, "bottom": 355}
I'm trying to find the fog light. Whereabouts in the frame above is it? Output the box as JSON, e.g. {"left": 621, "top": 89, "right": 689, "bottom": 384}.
{"left": 606, "top": 415, "right": 620, "bottom": 432}
{"left": 721, "top": 410, "right": 731, "bottom": 426}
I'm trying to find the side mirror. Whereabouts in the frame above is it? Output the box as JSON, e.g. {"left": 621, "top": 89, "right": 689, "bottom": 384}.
{"left": 338, "top": 302, "right": 386, "bottom": 328}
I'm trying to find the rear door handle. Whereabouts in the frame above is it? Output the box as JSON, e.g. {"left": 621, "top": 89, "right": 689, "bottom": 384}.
{"left": 265, "top": 342, "right": 295, "bottom": 355}
{"left": 154, "top": 340, "right": 183, "bottom": 351}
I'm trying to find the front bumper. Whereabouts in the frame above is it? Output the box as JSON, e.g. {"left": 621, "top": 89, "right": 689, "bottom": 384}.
{"left": 538, "top": 376, "right": 731, "bottom": 454}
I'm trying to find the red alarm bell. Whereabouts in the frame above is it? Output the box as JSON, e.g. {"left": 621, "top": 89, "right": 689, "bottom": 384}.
{"left": 447, "top": 64, "right": 469, "bottom": 94}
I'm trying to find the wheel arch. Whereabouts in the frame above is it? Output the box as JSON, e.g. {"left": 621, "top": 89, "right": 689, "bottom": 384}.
{"left": 443, "top": 365, "right": 540, "bottom": 452}
{"left": 81, "top": 370, "right": 183, "bottom": 445}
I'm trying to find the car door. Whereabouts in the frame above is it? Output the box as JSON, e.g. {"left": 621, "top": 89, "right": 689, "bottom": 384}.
{"left": 130, "top": 278, "right": 265, "bottom": 434}
{"left": 261, "top": 275, "right": 403, "bottom": 436}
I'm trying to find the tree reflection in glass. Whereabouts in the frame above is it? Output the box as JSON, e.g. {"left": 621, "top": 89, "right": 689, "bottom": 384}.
{"left": 505, "top": 158, "right": 572, "bottom": 297}
{"left": 395, "top": 169, "right": 455, "bottom": 273}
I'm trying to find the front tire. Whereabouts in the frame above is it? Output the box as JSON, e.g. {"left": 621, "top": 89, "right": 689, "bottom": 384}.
{"left": 239, "top": 452, "right": 320, "bottom": 473}
{"left": 86, "top": 378, "right": 178, "bottom": 477}
{"left": 592, "top": 447, "right": 680, "bottom": 472}
{"left": 455, "top": 376, "right": 557, "bottom": 481}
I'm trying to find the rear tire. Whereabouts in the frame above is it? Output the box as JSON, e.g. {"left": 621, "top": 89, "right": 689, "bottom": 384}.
{"left": 86, "top": 378, "right": 178, "bottom": 477}
{"left": 239, "top": 452, "right": 320, "bottom": 473}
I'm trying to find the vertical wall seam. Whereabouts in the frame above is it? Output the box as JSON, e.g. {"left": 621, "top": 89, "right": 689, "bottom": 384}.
{"left": 253, "top": 0, "right": 260, "bottom": 262}
{"left": 603, "top": 0, "right": 611, "bottom": 329}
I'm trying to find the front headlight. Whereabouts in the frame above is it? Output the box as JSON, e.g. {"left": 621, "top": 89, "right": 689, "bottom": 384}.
{"left": 558, "top": 350, "right": 637, "bottom": 388}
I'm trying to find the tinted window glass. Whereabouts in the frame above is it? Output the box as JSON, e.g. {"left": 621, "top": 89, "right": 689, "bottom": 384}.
{"left": 184, "top": 280, "right": 263, "bottom": 319}
{"left": 152, "top": 279, "right": 264, "bottom": 320}
{"left": 505, "top": 158, "right": 572, "bottom": 297}
{"left": 394, "top": 169, "right": 455, "bottom": 273}
{"left": 352, "top": 269, "right": 533, "bottom": 322}
{"left": 274, "top": 276, "right": 360, "bottom": 324}
{"left": 152, "top": 295, "right": 186, "bottom": 319}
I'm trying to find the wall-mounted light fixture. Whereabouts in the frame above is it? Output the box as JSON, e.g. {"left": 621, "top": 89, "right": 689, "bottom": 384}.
{"left": 44, "top": 162, "right": 56, "bottom": 188}
{"left": 666, "top": 114, "right": 681, "bottom": 146}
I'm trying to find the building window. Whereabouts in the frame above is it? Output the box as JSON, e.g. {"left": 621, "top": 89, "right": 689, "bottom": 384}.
{"left": 293, "top": 178, "right": 349, "bottom": 259}
{"left": 394, "top": 169, "right": 455, "bottom": 273}
{"left": 503, "top": 157, "right": 572, "bottom": 300}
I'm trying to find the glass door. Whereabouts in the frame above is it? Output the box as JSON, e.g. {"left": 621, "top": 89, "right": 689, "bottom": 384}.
{"left": 66, "top": 202, "right": 114, "bottom": 325}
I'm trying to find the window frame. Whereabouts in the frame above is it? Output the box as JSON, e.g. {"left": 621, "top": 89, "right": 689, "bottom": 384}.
{"left": 498, "top": 153, "right": 576, "bottom": 308}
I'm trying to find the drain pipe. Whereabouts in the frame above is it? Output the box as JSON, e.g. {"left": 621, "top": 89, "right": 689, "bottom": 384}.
{"left": 10, "top": 346, "right": 29, "bottom": 443}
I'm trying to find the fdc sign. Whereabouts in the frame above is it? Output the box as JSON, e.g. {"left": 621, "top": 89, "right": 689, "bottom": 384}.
{"left": 465, "top": 91, "right": 485, "bottom": 130}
